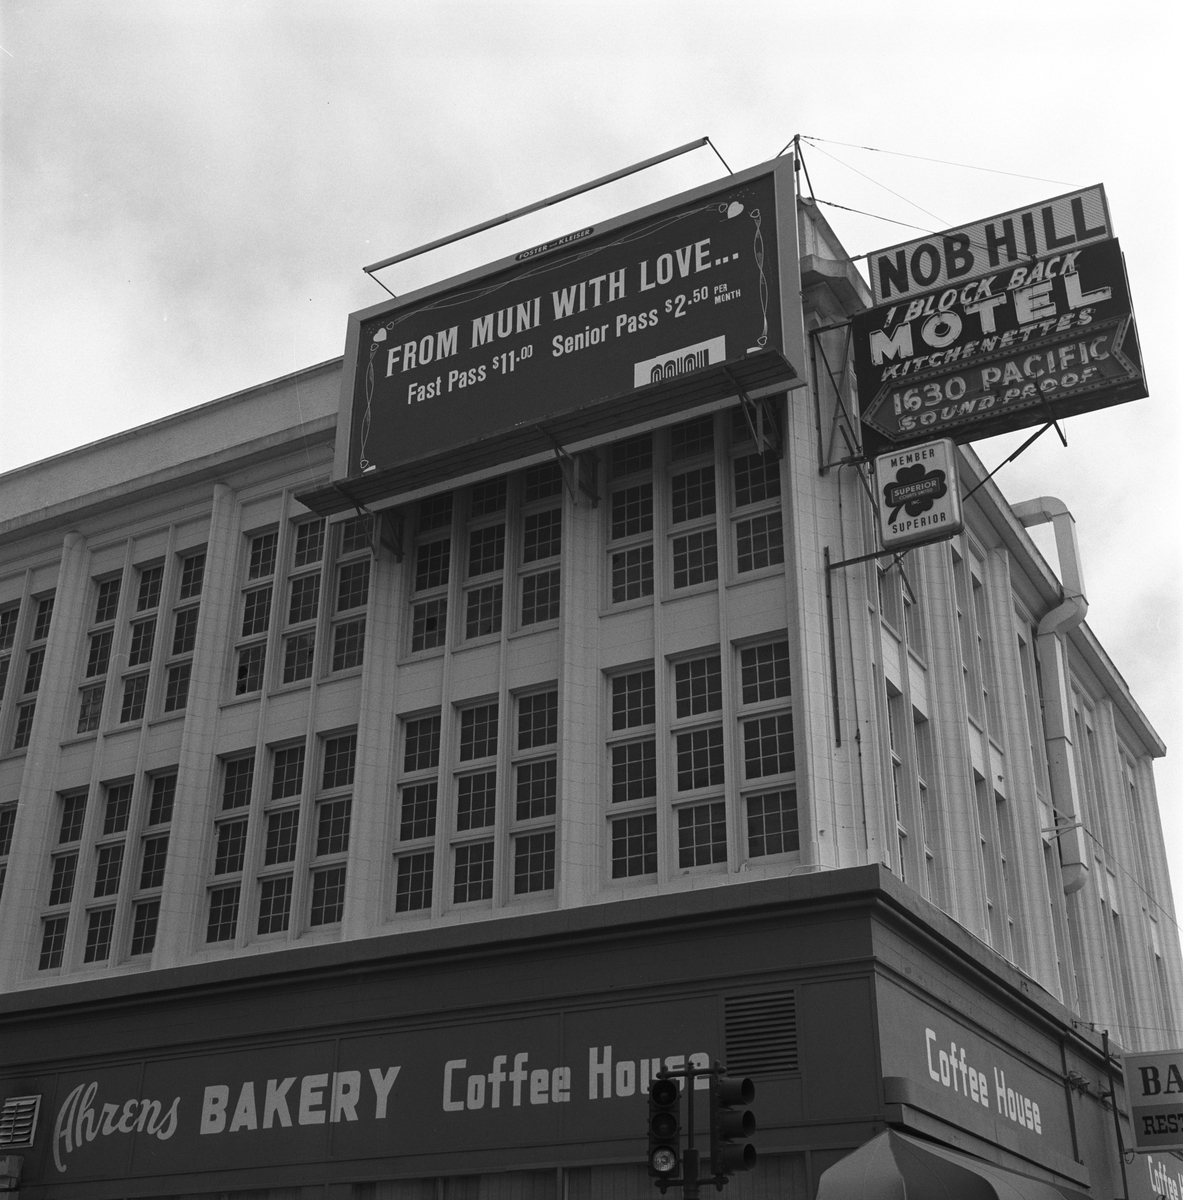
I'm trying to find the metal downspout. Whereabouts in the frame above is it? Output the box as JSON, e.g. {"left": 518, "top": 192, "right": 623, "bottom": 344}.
{"left": 1011, "top": 497, "right": 1090, "bottom": 894}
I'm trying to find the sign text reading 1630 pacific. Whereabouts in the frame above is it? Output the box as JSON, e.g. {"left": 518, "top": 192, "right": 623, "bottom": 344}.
{"left": 348, "top": 171, "right": 789, "bottom": 476}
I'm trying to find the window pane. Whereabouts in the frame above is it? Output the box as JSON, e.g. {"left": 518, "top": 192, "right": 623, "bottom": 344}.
{"left": 128, "top": 619, "right": 156, "bottom": 667}
{"left": 523, "top": 510, "right": 562, "bottom": 562}
{"left": 674, "top": 657, "right": 721, "bottom": 718}
{"left": 415, "top": 540, "right": 450, "bottom": 591}
{"left": 323, "top": 733, "right": 357, "bottom": 789}
{"left": 77, "top": 683, "right": 105, "bottom": 733}
{"left": 746, "top": 790, "right": 799, "bottom": 856}
{"left": 39, "top": 916, "right": 69, "bottom": 970}
{"left": 411, "top": 599, "right": 446, "bottom": 652}
{"left": 60, "top": 794, "right": 87, "bottom": 843}
{"left": 518, "top": 691, "right": 558, "bottom": 748}
{"left": 164, "top": 662, "right": 191, "bottom": 711}
{"left": 675, "top": 727, "right": 724, "bottom": 791}
{"left": 460, "top": 704, "right": 498, "bottom": 760}
{"left": 612, "top": 671, "right": 654, "bottom": 730}
{"left": 611, "top": 813, "right": 656, "bottom": 877}
{"left": 736, "top": 512, "right": 784, "bottom": 573}
{"left": 470, "top": 478, "right": 507, "bottom": 516}
{"left": 104, "top": 784, "right": 132, "bottom": 835}
{"left": 288, "top": 575, "right": 320, "bottom": 624}
{"left": 611, "top": 740, "right": 656, "bottom": 803}
{"left": 222, "top": 756, "right": 254, "bottom": 810}
{"left": 83, "top": 908, "right": 116, "bottom": 962}
{"left": 248, "top": 532, "right": 278, "bottom": 580}
{"left": 14, "top": 701, "right": 36, "bottom": 748}
{"left": 418, "top": 494, "right": 453, "bottom": 532}
{"left": 457, "top": 772, "right": 496, "bottom": 831}
{"left": 514, "top": 830, "right": 555, "bottom": 893}
{"left": 310, "top": 866, "right": 347, "bottom": 925}
{"left": 332, "top": 618, "right": 365, "bottom": 671}
{"left": 264, "top": 809, "right": 300, "bottom": 865}
{"left": 516, "top": 759, "right": 556, "bottom": 820}
{"left": 207, "top": 886, "right": 240, "bottom": 942}
{"left": 523, "top": 462, "right": 563, "bottom": 501}
{"left": 672, "top": 530, "right": 718, "bottom": 589}
{"left": 48, "top": 853, "right": 77, "bottom": 906}
{"left": 395, "top": 852, "right": 434, "bottom": 912}
{"left": 611, "top": 434, "right": 651, "bottom": 478}
{"left": 671, "top": 467, "right": 716, "bottom": 524}
{"left": 137, "top": 565, "right": 163, "bottom": 611}
{"left": 179, "top": 552, "right": 206, "bottom": 599}
{"left": 140, "top": 835, "right": 170, "bottom": 889}
{"left": 399, "top": 782, "right": 437, "bottom": 841}
{"left": 521, "top": 570, "right": 560, "bottom": 624}
{"left": 670, "top": 415, "right": 714, "bottom": 460}
{"left": 282, "top": 632, "right": 315, "bottom": 683}
{"left": 214, "top": 819, "right": 249, "bottom": 874}
{"left": 611, "top": 546, "right": 653, "bottom": 603}
{"left": 340, "top": 516, "right": 371, "bottom": 554}
{"left": 149, "top": 773, "right": 177, "bottom": 825}
{"left": 465, "top": 584, "right": 503, "bottom": 639}
{"left": 23, "top": 646, "right": 45, "bottom": 693}
{"left": 734, "top": 452, "right": 781, "bottom": 507}
{"left": 293, "top": 520, "right": 325, "bottom": 567}
{"left": 316, "top": 798, "right": 351, "bottom": 856}
{"left": 0, "top": 808, "right": 15, "bottom": 857}
{"left": 740, "top": 642, "right": 791, "bottom": 703}
{"left": 235, "top": 645, "right": 266, "bottom": 695}
{"left": 258, "top": 876, "right": 293, "bottom": 934}
{"left": 86, "top": 630, "right": 113, "bottom": 677}
{"left": 453, "top": 841, "right": 494, "bottom": 903}
{"left": 172, "top": 607, "right": 199, "bottom": 655}
{"left": 241, "top": 588, "right": 272, "bottom": 637}
{"left": 130, "top": 899, "right": 160, "bottom": 955}
{"left": 94, "top": 843, "right": 124, "bottom": 897}
{"left": 467, "top": 525, "right": 506, "bottom": 577}
{"left": 33, "top": 596, "right": 55, "bottom": 640}
{"left": 337, "top": 560, "right": 370, "bottom": 613}
{"left": 404, "top": 715, "right": 441, "bottom": 772}
{"left": 271, "top": 745, "right": 306, "bottom": 799}
{"left": 742, "top": 713, "right": 795, "bottom": 778}
{"left": 678, "top": 801, "right": 727, "bottom": 867}
{"left": 611, "top": 484, "right": 653, "bottom": 539}
{"left": 95, "top": 578, "right": 121, "bottom": 623}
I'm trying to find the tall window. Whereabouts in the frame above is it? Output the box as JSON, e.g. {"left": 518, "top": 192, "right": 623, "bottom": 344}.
{"left": 15, "top": 594, "right": 53, "bottom": 748}
{"left": 395, "top": 711, "right": 441, "bottom": 913}
{"left": 308, "top": 731, "right": 354, "bottom": 926}
{"left": 0, "top": 801, "right": 15, "bottom": 902}
{"left": 452, "top": 702, "right": 498, "bottom": 904}
{"left": 519, "top": 464, "right": 562, "bottom": 627}
{"left": 668, "top": 416, "right": 718, "bottom": 590}
{"left": 330, "top": 518, "right": 370, "bottom": 673}
{"left": 409, "top": 495, "right": 452, "bottom": 654}
{"left": 513, "top": 690, "right": 558, "bottom": 895}
{"left": 234, "top": 530, "right": 277, "bottom": 696}
{"left": 281, "top": 519, "right": 322, "bottom": 685}
{"left": 740, "top": 639, "right": 796, "bottom": 863}
{"left": 164, "top": 550, "right": 204, "bottom": 713}
{"left": 0, "top": 601, "right": 20, "bottom": 730}
{"left": 78, "top": 576, "right": 121, "bottom": 734}
{"left": 607, "top": 665, "right": 657, "bottom": 879}
{"left": 464, "top": 479, "right": 506, "bottom": 642}
{"left": 84, "top": 780, "right": 134, "bottom": 964}
{"left": 131, "top": 771, "right": 175, "bottom": 956}
{"left": 729, "top": 407, "right": 783, "bottom": 577}
{"left": 39, "top": 789, "right": 86, "bottom": 970}
{"left": 608, "top": 435, "right": 655, "bottom": 605}
{"left": 672, "top": 650, "right": 726, "bottom": 869}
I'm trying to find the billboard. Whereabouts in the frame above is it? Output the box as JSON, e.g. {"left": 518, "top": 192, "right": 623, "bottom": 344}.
{"left": 873, "top": 439, "right": 963, "bottom": 550}
{"left": 1124, "top": 1049, "right": 1183, "bottom": 1153}
{"left": 335, "top": 158, "right": 805, "bottom": 497}
{"left": 854, "top": 234, "right": 1146, "bottom": 449}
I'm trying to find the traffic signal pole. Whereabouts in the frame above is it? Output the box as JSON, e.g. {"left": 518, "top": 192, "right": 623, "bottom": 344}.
{"left": 647, "top": 1063, "right": 755, "bottom": 1197}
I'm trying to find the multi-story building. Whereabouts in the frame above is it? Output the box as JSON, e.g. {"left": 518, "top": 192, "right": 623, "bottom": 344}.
{"left": 0, "top": 164, "right": 1179, "bottom": 1200}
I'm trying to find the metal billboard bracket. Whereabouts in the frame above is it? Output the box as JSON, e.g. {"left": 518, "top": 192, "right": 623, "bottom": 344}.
{"left": 808, "top": 324, "right": 861, "bottom": 474}
{"left": 354, "top": 505, "right": 404, "bottom": 562}
{"left": 721, "top": 366, "right": 783, "bottom": 459}
{"left": 538, "top": 428, "right": 600, "bottom": 508}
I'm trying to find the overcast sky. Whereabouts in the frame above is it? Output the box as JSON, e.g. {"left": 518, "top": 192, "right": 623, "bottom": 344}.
{"left": 1, "top": 1, "right": 1178, "bottom": 1000}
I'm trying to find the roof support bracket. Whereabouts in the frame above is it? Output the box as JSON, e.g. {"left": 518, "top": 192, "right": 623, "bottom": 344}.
{"left": 723, "top": 366, "right": 783, "bottom": 459}
{"left": 538, "top": 428, "right": 600, "bottom": 507}
{"left": 355, "top": 505, "right": 404, "bottom": 562}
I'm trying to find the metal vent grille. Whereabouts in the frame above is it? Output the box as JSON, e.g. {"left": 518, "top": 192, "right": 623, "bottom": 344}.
{"left": 724, "top": 991, "right": 798, "bottom": 1076}
{"left": 0, "top": 1095, "right": 41, "bottom": 1147}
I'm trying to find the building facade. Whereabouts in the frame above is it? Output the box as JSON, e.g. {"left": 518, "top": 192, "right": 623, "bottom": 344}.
{"left": 0, "top": 194, "right": 1179, "bottom": 1199}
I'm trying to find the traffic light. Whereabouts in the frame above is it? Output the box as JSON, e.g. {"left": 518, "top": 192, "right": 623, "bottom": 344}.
{"left": 709, "top": 1075, "right": 756, "bottom": 1178}
{"left": 647, "top": 1076, "right": 682, "bottom": 1179}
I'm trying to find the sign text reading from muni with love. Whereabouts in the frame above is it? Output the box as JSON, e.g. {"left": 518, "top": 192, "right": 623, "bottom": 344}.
{"left": 344, "top": 164, "right": 803, "bottom": 479}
